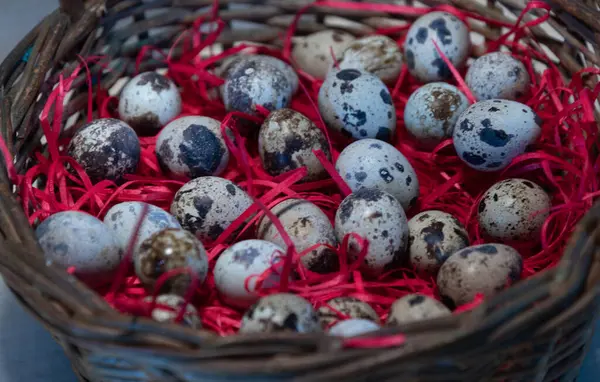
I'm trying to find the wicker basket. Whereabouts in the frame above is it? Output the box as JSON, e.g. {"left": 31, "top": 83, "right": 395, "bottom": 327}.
{"left": 0, "top": 0, "right": 599, "bottom": 381}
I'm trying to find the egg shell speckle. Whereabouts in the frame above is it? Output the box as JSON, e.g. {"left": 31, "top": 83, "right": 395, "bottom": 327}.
{"left": 466, "top": 52, "right": 530, "bottom": 101}
{"left": 240, "top": 293, "right": 320, "bottom": 334}
{"left": 453, "top": 99, "right": 542, "bottom": 171}
{"left": 257, "top": 199, "right": 338, "bottom": 274}
{"left": 335, "top": 188, "right": 409, "bottom": 275}
{"left": 156, "top": 116, "right": 230, "bottom": 178}
{"left": 259, "top": 109, "right": 331, "bottom": 182}
{"left": 408, "top": 210, "right": 469, "bottom": 274}
{"left": 478, "top": 178, "right": 551, "bottom": 242}
{"left": 118, "top": 72, "right": 182, "bottom": 135}
{"left": 437, "top": 243, "right": 523, "bottom": 307}
{"left": 170, "top": 177, "right": 253, "bottom": 244}
{"left": 404, "top": 82, "right": 470, "bottom": 148}
{"left": 68, "top": 118, "right": 140, "bottom": 183}
{"left": 143, "top": 294, "right": 201, "bottom": 329}
{"left": 336, "top": 35, "right": 403, "bottom": 84}
{"left": 318, "top": 297, "right": 380, "bottom": 327}
{"left": 404, "top": 12, "right": 470, "bottom": 83}
{"left": 336, "top": 139, "right": 419, "bottom": 210}
{"left": 386, "top": 294, "right": 451, "bottom": 325}
{"left": 292, "top": 30, "right": 356, "bottom": 79}
{"left": 318, "top": 68, "right": 396, "bottom": 141}
{"left": 329, "top": 319, "right": 380, "bottom": 337}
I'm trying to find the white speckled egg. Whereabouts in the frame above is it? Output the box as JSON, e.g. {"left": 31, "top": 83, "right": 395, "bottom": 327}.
{"left": 466, "top": 52, "right": 530, "bottom": 101}
{"left": 240, "top": 293, "right": 320, "bottom": 333}
{"left": 336, "top": 35, "right": 403, "bottom": 84}
{"left": 257, "top": 199, "right": 338, "bottom": 274}
{"left": 35, "top": 211, "right": 122, "bottom": 282}
{"left": 318, "top": 297, "right": 379, "bottom": 327}
{"left": 335, "top": 188, "right": 409, "bottom": 276}
{"left": 68, "top": 118, "right": 140, "bottom": 183}
{"left": 437, "top": 243, "right": 523, "bottom": 307}
{"left": 143, "top": 294, "right": 201, "bottom": 329}
{"left": 103, "top": 201, "right": 181, "bottom": 252}
{"left": 404, "top": 11, "right": 470, "bottom": 83}
{"left": 404, "top": 82, "right": 470, "bottom": 148}
{"left": 292, "top": 30, "right": 356, "bottom": 79}
{"left": 258, "top": 109, "right": 331, "bottom": 182}
{"left": 156, "top": 116, "right": 229, "bottom": 178}
{"left": 386, "top": 294, "right": 450, "bottom": 325}
{"left": 329, "top": 319, "right": 380, "bottom": 337}
{"left": 118, "top": 72, "right": 182, "bottom": 135}
{"left": 408, "top": 210, "right": 469, "bottom": 274}
{"left": 170, "top": 177, "right": 253, "bottom": 244}
{"left": 453, "top": 99, "right": 542, "bottom": 171}
{"left": 478, "top": 178, "right": 551, "bottom": 242}
{"left": 336, "top": 139, "right": 419, "bottom": 210}
{"left": 319, "top": 68, "right": 396, "bottom": 141}
{"left": 214, "top": 240, "right": 286, "bottom": 309}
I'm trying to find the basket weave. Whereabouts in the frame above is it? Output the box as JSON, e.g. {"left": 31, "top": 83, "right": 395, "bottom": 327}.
{"left": 0, "top": 0, "right": 599, "bottom": 381}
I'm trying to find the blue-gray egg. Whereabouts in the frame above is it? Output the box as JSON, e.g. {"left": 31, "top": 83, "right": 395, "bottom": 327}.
{"left": 437, "top": 243, "right": 523, "bottom": 306}
{"left": 404, "top": 12, "right": 470, "bottom": 83}
{"left": 68, "top": 118, "right": 140, "bottom": 183}
{"left": 336, "top": 35, "right": 403, "bottom": 84}
{"left": 156, "top": 116, "right": 229, "bottom": 178}
{"left": 318, "top": 68, "right": 396, "bottom": 141}
{"left": 318, "top": 297, "right": 380, "bottom": 327}
{"left": 329, "top": 319, "right": 380, "bottom": 337}
{"left": 292, "top": 30, "right": 356, "bottom": 79}
{"left": 453, "top": 99, "right": 542, "bottom": 171}
{"left": 143, "top": 294, "right": 201, "bottom": 329}
{"left": 466, "top": 52, "right": 530, "bottom": 101}
{"left": 404, "top": 82, "right": 469, "bottom": 148}
{"left": 386, "top": 294, "right": 451, "bottom": 325}
{"left": 240, "top": 293, "right": 320, "bottom": 334}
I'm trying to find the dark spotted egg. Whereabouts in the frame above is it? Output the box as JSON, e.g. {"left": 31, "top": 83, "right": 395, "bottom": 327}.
{"left": 156, "top": 116, "right": 230, "bottom": 178}
{"left": 318, "top": 297, "right": 380, "bottom": 327}
{"left": 134, "top": 228, "right": 209, "bottom": 296}
{"left": 329, "top": 319, "right": 380, "bottom": 337}
{"left": 213, "top": 240, "right": 286, "bottom": 309}
{"left": 335, "top": 188, "right": 409, "bottom": 276}
{"left": 170, "top": 177, "right": 253, "bottom": 244}
{"left": 336, "top": 35, "right": 403, "bottom": 84}
{"left": 437, "top": 243, "right": 523, "bottom": 307}
{"left": 404, "top": 11, "right": 470, "bottom": 83}
{"left": 408, "top": 210, "right": 469, "bottom": 275}
{"left": 68, "top": 118, "right": 140, "bottom": 183}
{"left": 292, "top": 30, "right": 356, "bottom": 79}
{"left": 143, "top": 294, "right": 201, "bottom": 329}
{"left": 336, "top": 139, "right": 419, "bottom": 210}
{"left": 118, "top": 72, "right": 182, "bottom": 135}
{"left": 318, "top": 68, "right": 396, "bottom": 141}
{"left": 386, "top": 294, "right": 451, "bottom": 325}
{"left": 478, "top": 178, "right": 551, "bottom": 242}
{"left": 404, "top": 82, "right": 469, "bottom": 148}
{"left": 240, "top": 293, "right": 320, "bottom": 334}
{"left": 466, "top": 52, "right": 530, "bottom": 101}
{"left": 257, "top": 199, "right": 338, "bottom": 274}
{"left": 453, "top": 99, "right": 542, "bottom": 171}
{"left": 258, "top": 109, "right": 331, "bottom": 182}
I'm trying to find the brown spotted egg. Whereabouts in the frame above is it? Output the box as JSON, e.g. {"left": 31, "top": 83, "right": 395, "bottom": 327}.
{"left": 336, "top": 35, "right": 403, "bottom": 84}
{"left": 478, "top": 178, "right": 551, "bottom": 242}
{"left": 240, "top": 293, "right": 320, "bottom": 334}
{"left": 335, "top": 188, "right": 409, "bottom": 276}
{"left": 143, "top": 294, "right": 201, "bottom": 329}
{"left": 437, "top": 243, "right": 523, "bottom": 307}
{"left": 258, "top": 109, "right": 331, "bottom": 182}
{"left": 292, "top": 30, "right": 356, "bottom": 79}
{"left": 386, "top": 294, "right": 451, "bottom": 325}
{"left": 466, "top": 52, "right": 530, "bottom": 101}
{"left": 318, "top": 297, "right": 380, "bottom": 327}
{"left": 329, "top": 319, "right": 380, "bottom": 337}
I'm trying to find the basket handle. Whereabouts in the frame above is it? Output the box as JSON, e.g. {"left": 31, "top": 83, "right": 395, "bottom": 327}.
{"left": 60, "top": 0, "right": 85, "bottom": 22}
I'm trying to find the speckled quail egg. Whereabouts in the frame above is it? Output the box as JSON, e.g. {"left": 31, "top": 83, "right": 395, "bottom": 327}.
{"left": 329, "top": 319, "right": 380, "bottom": 337}
{"left": 118, "top": 71, "right": 182, "bottom": 135}
{"left": 404, "top": 82, "right": 470, "bottom": 148}
{"left": 335, "top": 188, "right": 409, "bottom": 276}
{"left": 214, "top": 240, "right": 286, "bottom": 309}
{"left": 143, "top": 294, "right": 201, "bottom": 329}
{"left": 292, "top": 30, "right": 356, "bottom": 79}
{"left": 319, "top": 68, "right": 396, "bottom": 141}
{"left": 453, "top": 99, "right": 542, "bottom": 171}
{"left": 336, "top": 35, "right": 403, "bottom": 84}
{"left": 336, "top": 139, "right": 419, "bottom": 210}
{"left": 408, "top": 210, "right": 469, "bottom": 274}
{"left": 156, "top": 116, "right": 230, "bottom": 178}
{"left": 257, "top": 199, "right": 338, "bottom": 274}
{"left": 466, "top": 52, "right": 530, "bottom": 101}
{"left": 103, "top": 201, "right": 181, "bottom": 252}
{"left": 240, "top": 293, "right": 320, "bottom": 334}
{"left": 68, "top": 118, "right": 140, "bottom": 183}
{"left": 386, "top": 294, "right": 451, "bottom": 325}
{"left": 478, "top": 178, "right": 551, "bottom": 242}
{"left": 258, "top": 109, "right": 331, "bottom": 182}
{"left": 437, "top": 243, "right": 523, "bottom": 307}
{"left": 404, "top": 11, "right": 470, "bottom": 83}
{"left": 170, "top": 177, "right": 253, "bottom": 244}
{"left": 35, "top": 211, "right": 122, "bottom": 284}
{"left": 318, "top": 297, "right": 380, "bottom": 327}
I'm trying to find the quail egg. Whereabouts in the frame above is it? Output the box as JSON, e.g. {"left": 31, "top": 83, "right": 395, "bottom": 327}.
{"left": 386, "top": 294, "right": 451, "bottom": 325}
{"left": 336, "top": 35, "right": 403, "bottom": 84}
{"left": 240, "top": 293, "right": 320, "bottom": 333}
{"left": 318, "top": 296, "right": 379, "bottom": 327}
{"left": 329, "top": 319, "right": 380, "bottom": 337}
{"left": 466, "top": 52, "right": 530, "bottom": 101}
{"left": 292, "top": 30, "right": 356, "bottom": 79}
{"left": 143, "top": 294, "right": 201, "bottom": 329}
